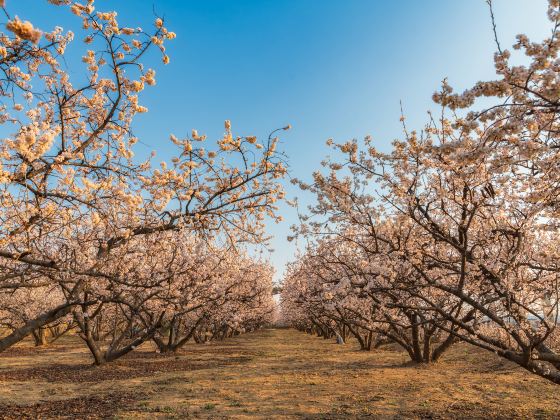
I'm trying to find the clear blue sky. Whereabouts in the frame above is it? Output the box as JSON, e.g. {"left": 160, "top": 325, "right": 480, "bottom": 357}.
{"left": 13, "top": 0, "right": 551, "bottom": 281}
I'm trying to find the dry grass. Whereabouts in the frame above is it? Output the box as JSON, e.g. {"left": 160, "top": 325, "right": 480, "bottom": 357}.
{"left": 0, "top": 328, "right": 558, "bottom": 419}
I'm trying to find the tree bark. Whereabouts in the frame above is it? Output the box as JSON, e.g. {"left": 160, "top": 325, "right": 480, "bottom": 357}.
{"left": 0, "top": 302, "right": 75, "bottom": 352}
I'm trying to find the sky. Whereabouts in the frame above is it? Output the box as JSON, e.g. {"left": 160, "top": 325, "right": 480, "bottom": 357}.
{"left": 11, "top": 0, "right": 552, "bottom": 282}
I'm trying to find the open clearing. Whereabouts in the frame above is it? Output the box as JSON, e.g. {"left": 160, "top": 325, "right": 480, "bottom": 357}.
{"left": 0, "top": 328, "right": 558, "bottom": 419}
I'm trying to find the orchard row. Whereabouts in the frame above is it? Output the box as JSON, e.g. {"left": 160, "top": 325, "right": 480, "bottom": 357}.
{"left": 0, "top": 0, "right": 283, "bottom": 364}
{"left": 281, "top": 0, "right": 560, "bottom": 385}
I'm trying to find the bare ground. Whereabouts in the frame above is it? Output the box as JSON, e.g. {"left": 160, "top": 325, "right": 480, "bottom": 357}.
{"left": 0, "top": 328, "right": 558, "bottom": 419}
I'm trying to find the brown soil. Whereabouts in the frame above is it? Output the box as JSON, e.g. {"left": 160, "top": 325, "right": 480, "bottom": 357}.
{"left": 0, "top": 328, "right": 558, "bottom": 419}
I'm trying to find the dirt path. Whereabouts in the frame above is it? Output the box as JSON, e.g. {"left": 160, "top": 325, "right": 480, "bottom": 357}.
{"left": 0, "top": 328, "right": 558, "bottom": 418}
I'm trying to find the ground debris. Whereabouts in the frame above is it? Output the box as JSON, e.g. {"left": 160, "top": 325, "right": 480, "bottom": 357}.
{"left": 0, "top": 392, "right": 143, "bottom": 419}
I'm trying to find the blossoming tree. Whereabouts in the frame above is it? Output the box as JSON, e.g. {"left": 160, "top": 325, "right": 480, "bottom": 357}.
{"left": 282, "top": 0, "right": 560, "bottom": 384}
{"left": 0, "top": 0, "right": 287, "bottom": 354}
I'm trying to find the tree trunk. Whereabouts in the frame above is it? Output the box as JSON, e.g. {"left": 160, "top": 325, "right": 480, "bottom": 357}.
{"left": 0, "top": 302, "right": 75, "bottom": 352}
{"left": 31, "top": 328, "right": 49, "bottom": 347}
